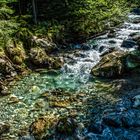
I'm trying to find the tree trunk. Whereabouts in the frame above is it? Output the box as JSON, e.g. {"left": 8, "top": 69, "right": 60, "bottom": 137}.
{"left": 32, "top": 0, "right": 37, "bottom": 24}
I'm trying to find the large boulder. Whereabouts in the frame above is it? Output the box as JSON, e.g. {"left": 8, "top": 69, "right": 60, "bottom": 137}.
{"left": 6, "top": 41, "right": 26, "bottom": 65}
{"left": 121, "top": 39, "right": 137, "bottom": 49}
{"left": 91, "top": 51, "right": 127, "bottom": 78}
{"left": 0, "top": 50, "right": 16, "bottom": 77}
{"left": 31, "top": 36, "right": 58, "bottom": 53}
{"left": 29, "top": 47, "right": 63, "bottom": 69}
{"left": 126, "top": 50, "right": 140, "bottom": 69}
{"left": 129, "top": 32, "right": 140, "bottom": 49}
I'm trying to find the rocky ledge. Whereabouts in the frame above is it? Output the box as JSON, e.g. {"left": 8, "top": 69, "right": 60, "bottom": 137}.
{"left": 0, "top": 38, "right": 64, "bottom": 96}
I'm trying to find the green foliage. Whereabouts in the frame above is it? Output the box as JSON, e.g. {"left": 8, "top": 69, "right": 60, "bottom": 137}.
{"left": 0, "top": 0, "right": 137, "bottom": 46}
{"left": 0, "top": 6, "right": 14, "bottom": 19}
{"left": 34, "top": 0, "right": 129, "bottom": 42}
{"left": 14, "top": 27, "right": 33, "bottom": 48}
{"left": 0, "top": 0, "right": 19, "bottom": 48}
{"left": 0, "top": 20, "right": 19, "bottom": 47}
{"left": 33, "top": 21, "right": 64, "bottom": 42}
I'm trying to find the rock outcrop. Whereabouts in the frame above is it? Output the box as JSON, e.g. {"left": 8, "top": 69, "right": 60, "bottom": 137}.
{"left": 91, "top": 51, "right": 127, "bottom": 78}
{"left": 6, "top": 41, "right": 26, "bottom": 65}
{"left": 129, "top": 32, "right": 140, "bottom": 49}
{"left": 31, "top": 36, "right": 58, "bottom": 53}
{"left": 121, "top": 39, "right": 137, "bottom": 49}
{"left": 0, "top": 50, "right": 17, "bottom": 77}
{"left": 29, "top": 47, "right": 63, "bottom": 69}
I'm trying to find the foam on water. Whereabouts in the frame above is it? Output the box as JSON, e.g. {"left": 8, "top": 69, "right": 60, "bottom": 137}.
{"left": 1, "top": 13, "right": 140, "bottom": 139}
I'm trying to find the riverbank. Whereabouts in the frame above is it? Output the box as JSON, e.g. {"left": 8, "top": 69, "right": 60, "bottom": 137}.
{"left": 0, "top": 10, "right": 140, "bottom": 140}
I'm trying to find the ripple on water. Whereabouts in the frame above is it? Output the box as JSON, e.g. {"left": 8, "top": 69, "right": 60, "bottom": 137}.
{"left": 1, "top": 13, "right": 140, "bottom": 139}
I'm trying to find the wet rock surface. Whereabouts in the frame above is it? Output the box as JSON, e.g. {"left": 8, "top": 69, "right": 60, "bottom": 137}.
{"left": 29, "top": 47, "right": 63, "bottom": 69}
{"left": 0, "top": 122, "right": 10, "bottom": 135}
{"left": 121, "top": 39, "right": 137, "bottom": 48}
{"left": 30, "top": 114, "right": 58, "bottom": 139}
{"left": 91, "top": 51, "right": 127, "bottom": 78}
{"left": 1, "top": 12, "right": 140, "bottom": 140}
{"left": 84, "top": 93, "right": 140, "bottom": 140}
{"left": 131, "top": 8, "right": 140, "bottom": 15}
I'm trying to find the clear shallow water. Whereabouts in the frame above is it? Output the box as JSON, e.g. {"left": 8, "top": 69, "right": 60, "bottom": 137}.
{"left": 0, "top": 13, "right": 140, "bottom": 139}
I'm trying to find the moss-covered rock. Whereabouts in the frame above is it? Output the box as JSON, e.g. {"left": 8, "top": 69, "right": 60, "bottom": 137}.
{"left": 49, "top": 57, "right": 64, "bottom": 69}
{"left": 0, "top": 50, "right": 16, "bottom": 77}
{"left": 6, "top": 40, "right": 26, "bottom": 65}
{"left": 30, "top": 113, "right": 58, "bottom": 139}
{"left": 29, "top": 47, "right": 52, "bottom": 67}
{"left": 32, "top": 36, "right": 57, "bottom": 53}
{"left": 12, "top": 56, "right": 23, "bottom": 65}
{"left": 29, "top": 47, "right": 63, "bottom": 69}
{"left": 91, "top": 51, "right": 127, "bottom": 78}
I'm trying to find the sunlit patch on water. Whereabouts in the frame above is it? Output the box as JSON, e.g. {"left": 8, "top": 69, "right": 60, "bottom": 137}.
{"left": 1, "top": 13, "right": 140, "bottom": 139}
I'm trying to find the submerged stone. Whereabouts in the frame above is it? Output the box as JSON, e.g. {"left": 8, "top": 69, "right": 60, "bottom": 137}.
{"left": 30, "top": 85, "right": 40, "bottom": 93}
{"left": 30, "top": 114, "right": 58, "bottom": 139}
{"left": 56, "top": 117, "right": 77, "bottom": 136}
{"left": 49, "top": 100, "right": 71, "bottom": 108}
{"left": 88, "top": 122, "right": 104, "bottom": 134}
{"left": 126, "top": 50, "right": 140, "bottom": 68}
{"left": 103, "top": 113, "right": 122, "bottom": 128}
{"left": 133, "top": 95, "right": 140, "bottom": 108}
{"left": 0, "top": 122, "right": 10, "bottom": 135}
{"left": 121, "top": 39, "right": 137, "bottom": 48}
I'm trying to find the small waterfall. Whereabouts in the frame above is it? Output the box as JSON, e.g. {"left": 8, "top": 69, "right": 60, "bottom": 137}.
{"left": 1, "top": 13, "right": 140, "bottom": 140}
{"left": 61, "top": 50, "right": 100, "bottom": 84}
{"left": 59, "top": 13, "right": 140, "bottom": 86}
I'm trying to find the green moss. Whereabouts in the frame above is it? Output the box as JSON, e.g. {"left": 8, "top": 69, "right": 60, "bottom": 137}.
{"left": 12, "top": 56, "right": 23, "bottom": 65}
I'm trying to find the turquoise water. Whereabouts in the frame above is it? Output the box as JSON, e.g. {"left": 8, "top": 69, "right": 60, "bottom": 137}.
{"left": 0, "top": 13, "right": 140, "bottom": 139}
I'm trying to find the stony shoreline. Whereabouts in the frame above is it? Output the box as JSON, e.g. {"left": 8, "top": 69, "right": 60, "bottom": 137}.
{"left": 1, "top": 11, "right": 140, "bottom": 140}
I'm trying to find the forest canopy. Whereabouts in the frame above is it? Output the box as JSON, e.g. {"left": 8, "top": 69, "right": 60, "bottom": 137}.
{"left": 0, "top": 0, "right": 139, "bottom": 46}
